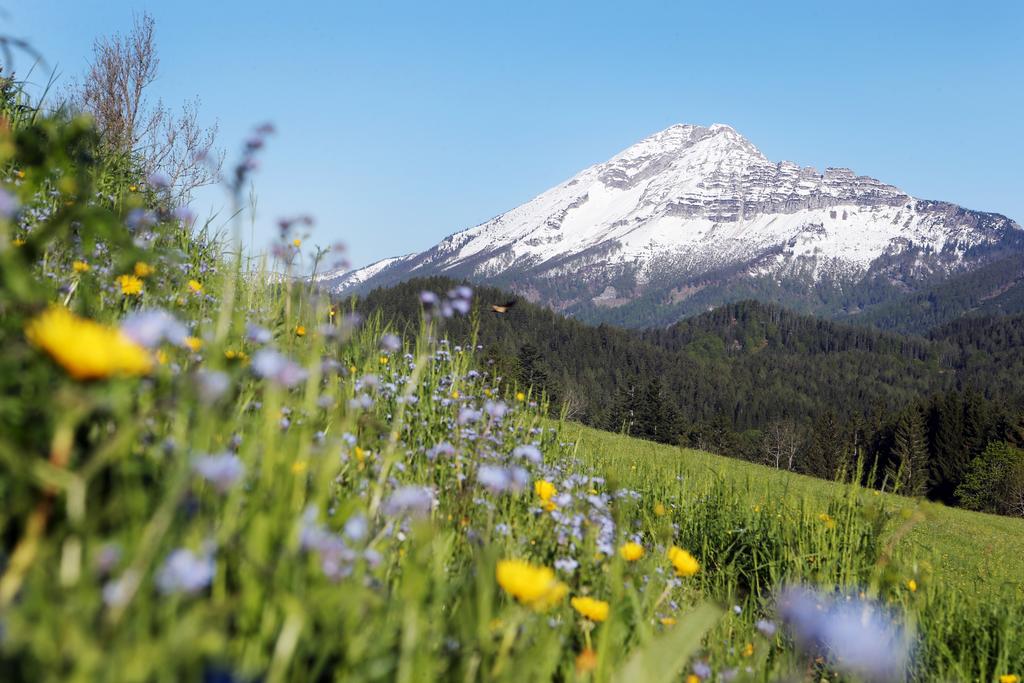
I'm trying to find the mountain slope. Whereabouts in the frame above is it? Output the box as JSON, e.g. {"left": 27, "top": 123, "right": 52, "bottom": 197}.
{"left": 323, "top": 123, "right": 1023, "bottom": 327}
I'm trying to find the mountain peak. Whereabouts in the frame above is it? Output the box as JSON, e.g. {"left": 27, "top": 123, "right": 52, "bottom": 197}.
{"left": 323, "top": 125, "right": 1022, "bottom": 327}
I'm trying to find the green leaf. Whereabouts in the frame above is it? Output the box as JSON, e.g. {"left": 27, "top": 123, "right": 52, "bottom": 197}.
{"left": 612, "top": 601, "right": 723, "bottom": 683}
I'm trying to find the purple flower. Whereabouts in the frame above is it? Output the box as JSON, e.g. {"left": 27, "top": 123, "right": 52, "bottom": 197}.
{"left": 380, "top": 334, "right": 401, "bottom": 352}
{"left": 194, "top": 370, "right": 230, "bottom": 403}
{"left": 251, "top": 349, "right": 307, "bottom": 387}
{"left": 450, "top": 298, "right": 471, "bottom": 315}
{"left": 484, "top": 400, "right": 509, "bottom": 420}
{"left": 554, "top": 557, "right": 579, "bottom": 574}
{"left": 125, "top": 208, "right": 156, "bottom": 231}
{"left": 192, "top": 453, "right": 245, "bottom": 493}
{"left": 477, "top": 465, "right": 529, "bottom": 494}
{"left": 427, "top": 442, "right": 456, "bottom": 460}
{"left": 245, "top": 323, "right": 273, "bottom": 345}
{"left": 343, "top": 514, "right": 368, "bottom": 541}
{"left": 419, "top": 291, "right": 439, "bottom": 306}
{"left": 172, "top": 206, "right": 196, "bottom": 225}
{"left": 756, "top": 619, "right": 777, "bottom": 637}
{"left": 457, "top": 408, "right": 481, "bottom": 425}
{"left": 147, "top": 172, "right": 170, "bottom": 189}
{"left": 383, "top": 486, "right": 434, "bottom": 517}
{"left": 512, "top": 444, "right": 542, "bottom": 464}
{"left": 0, "top": 187, "right": 19, "bottom": 219}
{"left": 121, "top": 309, "right": 189, "bottom": 348}
{"left": 777, "top": 586, "right": 909, "bottom": 680}
{"left": 691, "top": 661, "right": 712, "bottom": 680}
{"left": 156, "top": 548, "right": 215, "bottom": 595}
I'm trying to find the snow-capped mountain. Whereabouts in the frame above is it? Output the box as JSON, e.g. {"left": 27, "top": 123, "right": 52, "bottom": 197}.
{"left": 320, "top": 123, "right": 1023, "bottom": 326}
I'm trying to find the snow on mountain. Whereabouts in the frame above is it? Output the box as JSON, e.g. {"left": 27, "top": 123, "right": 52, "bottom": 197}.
{"left": 320, "top": 123, "right": 1022, "bottom": 324}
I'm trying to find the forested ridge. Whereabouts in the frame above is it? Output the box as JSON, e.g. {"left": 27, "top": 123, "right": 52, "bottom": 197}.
{"left": 351, "top": 277, "right": 1024, "bottom": 516}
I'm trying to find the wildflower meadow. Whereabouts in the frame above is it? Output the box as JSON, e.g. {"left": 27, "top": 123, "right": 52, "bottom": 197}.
{"left": 0, "top": 73, "right": 1022, "bottom": 683}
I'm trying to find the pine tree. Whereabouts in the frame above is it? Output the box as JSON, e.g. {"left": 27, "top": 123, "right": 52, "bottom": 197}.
{"left": 887, "top": 407, "right": 929, "bottom": 497}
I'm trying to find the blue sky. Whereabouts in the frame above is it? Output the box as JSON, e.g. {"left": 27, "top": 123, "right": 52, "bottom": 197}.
{"left": 7, "top": 1, "right": 1024, "bottom": 269}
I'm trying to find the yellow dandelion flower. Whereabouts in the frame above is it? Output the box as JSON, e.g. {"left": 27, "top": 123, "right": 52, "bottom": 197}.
{"left": 999, "top": 675, "right": 1020, "bottom": 683}
{"left": 654, "top": 502, "right": 667, "bottom": 516}
{"left": 667, "top": 546, "right": 700, "bottom": 577}
{"left": 619, "top": 542, "right": 645, "bottom": 562}
{"left": 225, "top": 349, "right": 248, "bottom": 362}
{"left": 451, "top": 389, "right": 460, "bottom": 399}
{"left": 25, "top": 307, "right": 152, "bottom": 380}
{"left": 686, "top": 676, "right": 700, "bottom": 683}
{"left": 534, "top": 479, "right": 557, "bottom": 502}
{"left": 741, "top": 642, "right": 754, "bottom": 658}
{"left": 188, "top": 279, "right": 203, "bottom": 293}
{"left": 542, "top": 500, "right": 558, "bottom": 512}
{"left": 515, "top": 391, "right": 526, "bottom": 401}
{"left": 906, "top": 579, "right": 918, "bottom": 593}
{"left": 818, "top": 512, "right": 836, "bottom": 530}
{"left": 291, "top": 460, "right": 309, "bottom": 474}
{"left": 156, "top": 349, "right": 169, "bottom": 365}
{"left": 353, "top": 446, "right": 366, "bottom": 464}
{"left": 659, "top": 616, "right": 677, "bottom": 626}
{"left": 183, "top": 336, "right": 203, "bottom": 352}
{"left": 571, "top": 596, "right": 610, "bottom": 622}
{"left": 292, "top": 238, "right": 301, "bottom": 247}
{"left": 294, "top": 324, "right": 306, "bottom": 337}
{"left": 379, "top": 355, "right": 389, "bottom": 364}
{"left": 72, "top": 260, "right": 91, "bottom": 273}
{"left": 133, "top": 261, "right": 154, "bottom": 278}
{"left": 495, "top": 559, "right": 568, "bottom": 612}
{"left": 129, "top": 184, "right": 137, "bottom": 192}
{"left": 12, "top": 238, "right": 26, "bottom": 247}
{"left": 116, "top": 274, "right": 144, "bottom": 296}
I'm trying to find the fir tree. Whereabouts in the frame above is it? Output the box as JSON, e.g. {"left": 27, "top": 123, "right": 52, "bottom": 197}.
{"left": 887, "top": 407, "right": 929, "bottom": 496}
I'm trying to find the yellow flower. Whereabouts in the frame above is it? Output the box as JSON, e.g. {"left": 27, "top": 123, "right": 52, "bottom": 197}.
{"left": 188, "top": 279, "right": 203, "bottom": 293}
{"left": 999, "top": 675, "right": 1020, "bottom": 683}
{"left": 353, "top": 446, "right": 366, "bottom": 464}
{"left": 291, "top": 460, "right": 309, "bottom": 474}
{"left": 116, "top": 274, "right": 143, "bottom": 296}
{"left": 451, "top": 389, "right": 460, "bottom": 399}
{"left": 183, "top": 336, "right": 203, "bottom": 352}
{"left": 619, "top": 542, "right": 645, "bottom": 562}
{"left": 495, "top": 560, "right": 568, "bottom": 611}
{"left": 129, "top": 184, "right": 137, "bottom": 192}
{"left": 686, "top": 676, "right": 700, "bottom": 683}
{"left": 659, "top": 616, "right": 677, "bottom": 626}
{"left": 818, "top": 512, "right": 836, "bottom": 530}
{"left": 225, "top": 349, "right": 248, "bottom": 362}
{"left": 667, "top": 546, "right": 700, "bottom": 577}
{"left": 133, "top": 261, "right": 154, "bottom": 277}
{"left": 379, "top": 355, "right": 389, "bottom": 365}
{"left": 906, "top": 579, "right": 917, "bottom": 593}
{"left": 156, "top": 349, "right": 169, "bottom": 365}
{"left": 515, "top": 391, "right": 526, "bottom": 402}
{"left": 292, "top": 238, "right": 301, "bottom": 247}
{"left": 25, "top": 307, "right": 152, "bottom": 380}
{"left": 12, "top": 238, "right": 25, "bottom": 247}
{"left": 534, "top": 479, "right": 557, "bottom": 502}
{"left": 654, "top": 502, "right": 667, "bottom": 516}
{"left": 294, "top": 324, "right": 306, "bottom": 337}
{"left": 72, "top": 260, "right": 91, "bottom": 273}
{"left": 741, "top": 642, "right": 754, "bottom": 658}
{"left": 571, "top": 596, "right": 610, "bottom": 622}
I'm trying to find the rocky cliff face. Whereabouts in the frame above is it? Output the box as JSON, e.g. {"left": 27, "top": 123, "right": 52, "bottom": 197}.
{"left": 319, "top": 123, "right": 1023, "bottom": 326}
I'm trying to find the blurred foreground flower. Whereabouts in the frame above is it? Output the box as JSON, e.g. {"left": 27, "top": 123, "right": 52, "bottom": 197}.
{"left": 156, "top": 547, "right": 215, "bottom": 596}
{"left": 668, "top": 546, "right": 700, "bottom": 577}
{"left": 571, "top": 596, "right": 609, "bottom": 622}
{"left": 26, "top": 307, "right": 152, "bottom": 380}
{"left": 619, "top": 541, "right": 645, "bottom": 561}
{"left": 777, "top": 585, "right": 910, "bottom": 681}
{"left": 496, "top": 559, "right": 568, "bottom": 611}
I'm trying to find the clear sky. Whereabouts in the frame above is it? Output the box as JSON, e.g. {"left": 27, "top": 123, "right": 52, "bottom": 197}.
{"left": 6, "top": 1, "right": 1024, "bottom": 270}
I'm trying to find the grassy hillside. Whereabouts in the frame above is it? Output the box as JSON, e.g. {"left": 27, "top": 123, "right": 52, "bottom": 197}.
{"left": 566, "top": 422, "right": 1024, "bottom": 596}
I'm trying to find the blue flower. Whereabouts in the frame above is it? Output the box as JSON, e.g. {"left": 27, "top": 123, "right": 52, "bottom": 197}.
{"left": 192, "top": 453, "right": 244, "bottom": 493}
{"left": 156, "top": 548, "right": 215, "bottom": 595}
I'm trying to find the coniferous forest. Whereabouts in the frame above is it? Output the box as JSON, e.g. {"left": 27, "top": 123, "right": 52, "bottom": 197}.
{"left": 353, "top": 277, "right": 1024, "bottom": 517}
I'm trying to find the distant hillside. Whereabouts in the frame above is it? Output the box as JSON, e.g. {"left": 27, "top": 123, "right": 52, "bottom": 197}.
{"left": 846, "top": 253, "right": 1024, "bottom": 334}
